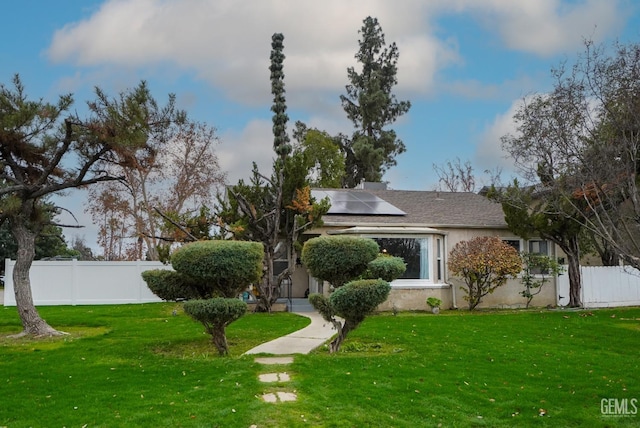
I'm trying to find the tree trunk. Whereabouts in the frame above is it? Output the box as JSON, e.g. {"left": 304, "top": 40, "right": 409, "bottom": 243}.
{"left": 329, "top": 319, "right": 358, "bottom": 353}
{"left": 10, "top": 218, "right": 63, "bottom": 337}
{"left": 255, "top": 247, "right": 279, "bottom": 313}
{"left": 563, "top": 236, "right": 582, "bottom": 308}
{"left": 211, "top": 324, "right": 229, "bottom": 356}
{"left": 600, "top": 247, "right": 620, "bottom": 267}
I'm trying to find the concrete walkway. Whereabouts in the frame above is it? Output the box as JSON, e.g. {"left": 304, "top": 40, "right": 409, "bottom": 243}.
{"left": 244, "top": 311, "right": 336, "bottom": 355}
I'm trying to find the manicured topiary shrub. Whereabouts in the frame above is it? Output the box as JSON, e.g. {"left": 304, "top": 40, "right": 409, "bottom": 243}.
{"left": 308, "top": 293, "right": 335, "bottom": 322}
{"left": 142, "top": 240, "right": 263, "bottom": 356}
{"left": 141, "top": 270, "right": 207, "bottom": 301}
{"left": 309, "top": 278, "right": 392, "bottom": 353}
{"left": 330, "top": 279, "right": 391, "bottom": 323}
{"left": 171, "top": 240, "right": 263, "bottom": 298}
{"left": 365, "top": 254, "right": 406, "bottom": 282}
{"left": 301, "top": 235, "right": 379, "bottom": 287}
{"left": 302, "top": 236, "right": 399, "bottom": 353}
{"left": 183, "top": 298, "right": 247, "bottom": 354}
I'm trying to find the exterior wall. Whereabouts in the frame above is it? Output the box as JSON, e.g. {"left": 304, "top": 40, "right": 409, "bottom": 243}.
{"left": 290, "top": 266, "right": 309, "bottom": 298}
{"left": 448, "top": 276, "right": 557, "bottom": 309}
{"left": 3, "top": 259, "right": 167, "bottom": 306}
{"left": 303, "top": 225, "right": 561, "bottom": 311}
{"left": 378, "top": 284, "right": 451, "bottom": 311}
{"left": 443, "top": 228, "right": 558, "bottom": 310}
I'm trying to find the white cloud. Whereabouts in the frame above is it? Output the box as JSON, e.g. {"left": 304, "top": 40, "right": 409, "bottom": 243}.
{"left": 47, "top": 0, "right": 458, "bottom": 106}
{"left": 217, "top": 119, "right": 275, "bottom": 185}
{"left": 474, "top": 99, "right": 522, "bottom": 177}
{"left": 46, "top": 0, "right": 629, "bottom": 115}
{"left": 452, "top": 0, "right": 624, "bottom": 56}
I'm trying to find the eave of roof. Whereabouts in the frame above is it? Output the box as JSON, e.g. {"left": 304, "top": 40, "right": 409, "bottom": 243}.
{"left": 327, "top": 226, "right": 446, "bottom": 235}
{"left": 320, "top": 220, "right": 509, "bottom": 230}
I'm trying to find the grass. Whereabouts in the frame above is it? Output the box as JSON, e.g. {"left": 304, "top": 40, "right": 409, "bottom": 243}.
{"left": 1, "top": 304, "right": 639, "bottom": 427}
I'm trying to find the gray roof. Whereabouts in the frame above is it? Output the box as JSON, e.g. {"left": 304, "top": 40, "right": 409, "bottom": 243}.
{"left": 315, "top": 189, "right": 508, "bottom": 229}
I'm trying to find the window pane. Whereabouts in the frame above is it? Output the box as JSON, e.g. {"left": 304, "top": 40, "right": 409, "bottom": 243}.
{"left": 528, "top": 240, "right": 549, "bottom": 255}
{"left": 503, "top": 239, "right": 521, "bottom": 252}
{"left": 528, "top": 240, "right": 550, "bottom": 274}
{"left": 374, "top": 237, "right": 428, "bottom": 279}
{"left": 436, "top": 238, "right": 442, "bottom": 281}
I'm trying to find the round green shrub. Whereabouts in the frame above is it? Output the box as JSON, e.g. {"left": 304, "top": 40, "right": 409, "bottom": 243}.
{"left": 141, "top": 269, "right": 214, "bottom": 301}
{"left": 183, "top": 298, "right": 247, "bottom": 327}
{"left": 365, "top": 254, "right": 406, "bottom": 282}
{"left": 171, "top": 240, "right": 263, "bottom": 297}
{"left": 301, "top": 236, "right": 379, "bottom": 287}
{"left": 329, "top": 278, "right": 391, "bottom": 323}
{"left": 308, "top": 293, "right": 335, "bottom": 321}
{"left": 183, "top": 298, "right": 248, "bottom": 356}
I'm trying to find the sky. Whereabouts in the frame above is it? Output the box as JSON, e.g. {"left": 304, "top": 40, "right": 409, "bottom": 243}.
{"left": 2, "top": 0, "right": 640, "bottom": 251}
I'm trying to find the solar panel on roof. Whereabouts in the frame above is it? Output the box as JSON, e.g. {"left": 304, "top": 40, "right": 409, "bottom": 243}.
{"left": 311, "top": 190, "right": 406, "bottom": 216}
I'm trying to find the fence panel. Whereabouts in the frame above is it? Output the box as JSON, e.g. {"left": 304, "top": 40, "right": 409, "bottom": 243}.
{"left": 3, "top": 259, "right": 170, "bottom": 306}
{"left": 558, "top": 265, "right": 640, "bottom": 308}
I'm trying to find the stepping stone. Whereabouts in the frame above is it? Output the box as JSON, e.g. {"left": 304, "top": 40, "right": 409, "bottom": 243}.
{"left": 254, "top": 356, "right": 294, "bottom": 365}
{"left": 277, "top": 392, "right": 297, "bottom": 402}
{"left": 261, "top": 391, "right": 297, "bottom": 403}
{"left": 259, "top": 372, "right": 290, "bottom": 383}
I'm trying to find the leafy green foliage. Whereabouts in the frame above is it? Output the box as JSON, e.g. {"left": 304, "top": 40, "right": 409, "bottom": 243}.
{"left": 170, "top": 240, "right": 263, "bottom": 298}
{"left": 519, "top": 253, "right": 564, "bottom": 308}
{"left": 140, "top": 269, "right": 204, "bottom": 301}
{"left": 301, "top": 236, "right": 379, "bottom": 287}
{"left": 364, "top": 254, "right": 406, "bottom": 281}
{"left": 142, "top": 240, "right": 262, "bottom": 355}
{"left": 308, "top": 293, "right": 335, "bottom": 321}
{"left": 490, "top": 180, "right": 584, "bottom": 307}
{"left": 214, "top": 35, "right": 329, "bottom": 313}
{"left": 270, "top": 33, "right": 291, "bottom": 158}
{"left": 182, "top": 299, "right": 247, "bottom": 334}
{"left": 330, "top": 279, "right": 391, "bottom": 324}
{"left": 426, "top": 297, "right": 442, "bottom": 308}
{"left": 303, "top": 236, "right": 392, "bottom": 352}
{"left": 448, "top": 236, "right": 522, "bottom": 310}
{"left": 291, "top": 122, "right": 345, "bottom": 187}
{"left": 183, "top": 299, "right": 247, "bottom": 346}
{"left": 183, "top": 298, "right": 247, "bottom": 355}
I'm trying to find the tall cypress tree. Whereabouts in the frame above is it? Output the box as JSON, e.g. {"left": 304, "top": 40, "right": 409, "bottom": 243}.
{"left": 270, "top": 33, "right": 291, "bottom": 159}
{"left": 219, "top": 33, "right": 328, "bottom": 312}
{"left": 339, "top": 16, "right": 411, "bottom": 187}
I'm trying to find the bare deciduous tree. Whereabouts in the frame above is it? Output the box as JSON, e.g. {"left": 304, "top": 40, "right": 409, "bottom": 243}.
{"left": 433, "top": 157, "right": 476, "bottom": 192}
{"left": 502, "top": 40, "right": 640, "bottom": 271}
{"left": 86, "top": 121, "right": 225, "bottom": 260}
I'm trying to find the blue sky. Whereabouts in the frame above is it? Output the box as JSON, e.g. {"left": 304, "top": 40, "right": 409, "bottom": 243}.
{"left": 2, "top": 0, "right": 640, "bottom": 248}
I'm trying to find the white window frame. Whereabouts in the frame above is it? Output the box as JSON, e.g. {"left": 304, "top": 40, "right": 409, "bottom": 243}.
{"left": 364, "top": 234, "right": 444, "bottom": 288}
{"left": 503, "top": 237, "right": 554, "bottom": 276}
{"left": 527, "top": 239, "right": 550, "bottom": 256}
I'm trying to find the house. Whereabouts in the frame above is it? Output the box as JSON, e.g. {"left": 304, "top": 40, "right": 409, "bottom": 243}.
{"left": 285, "top": 185, "right": 559, "bottom": 311}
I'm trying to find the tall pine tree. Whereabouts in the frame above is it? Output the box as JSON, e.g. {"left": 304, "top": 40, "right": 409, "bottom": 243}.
{"left": 339, "top": 16, "right": 411, "bottom": 187}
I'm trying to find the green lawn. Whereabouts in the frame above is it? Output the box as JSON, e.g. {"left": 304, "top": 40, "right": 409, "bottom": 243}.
{"left": 1, "top": 303, "right": 639, "bottom": 427}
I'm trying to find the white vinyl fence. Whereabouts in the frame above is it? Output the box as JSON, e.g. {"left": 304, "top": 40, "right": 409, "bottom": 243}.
{"left": 3, "top": 259, "right": 170, "bottom": 306}
{"left": 558, "top": 265, "right": 640, "bottom": 308}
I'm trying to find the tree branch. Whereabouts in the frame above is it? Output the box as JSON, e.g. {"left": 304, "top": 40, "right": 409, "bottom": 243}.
{"left": 153, "top": 206, "right": 199, "bottom": 242}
